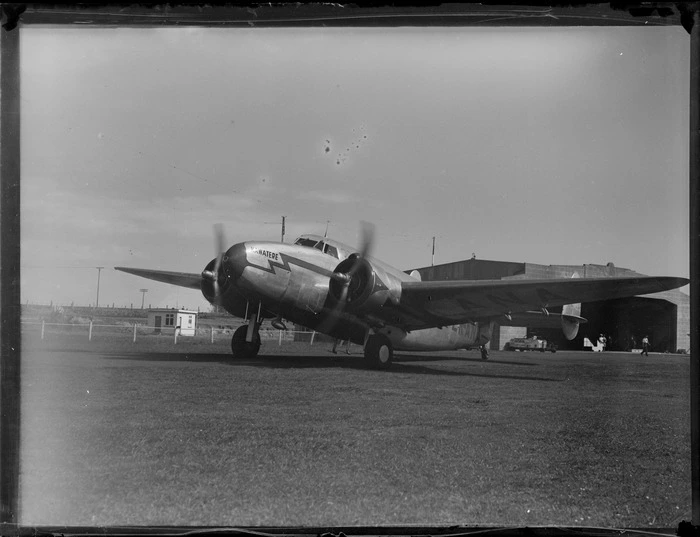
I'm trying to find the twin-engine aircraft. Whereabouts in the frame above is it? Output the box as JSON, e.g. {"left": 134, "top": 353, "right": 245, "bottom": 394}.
{"left": 116, "top": 224, "right": 688, "bottom": 369}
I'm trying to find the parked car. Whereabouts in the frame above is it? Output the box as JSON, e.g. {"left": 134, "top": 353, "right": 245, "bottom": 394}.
{"left": 504, "top": 335, "right": 557, "bottom": 353}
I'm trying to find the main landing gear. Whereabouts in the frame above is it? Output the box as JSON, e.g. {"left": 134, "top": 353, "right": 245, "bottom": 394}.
{"left": 364, "top": 334, "right": 393, "bottom": 370}
{"left": 231, "top": 325, "right": 261, "bottom": 358}
{"left": 231, "top": 304, "right": 262, "bottom": 359}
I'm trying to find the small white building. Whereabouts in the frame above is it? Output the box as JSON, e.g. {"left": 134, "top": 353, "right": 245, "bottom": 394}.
{"left": 147, "top": 308, "right": 198, "bottom": 337}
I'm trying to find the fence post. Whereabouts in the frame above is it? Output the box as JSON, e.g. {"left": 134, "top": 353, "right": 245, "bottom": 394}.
{"left": 211, "top": 327, "right": 214, "bottom": 344}
{"left": 88, "top": 321, "right": 93, "bottom": 341}
{"left": 41, "top": 320, "right": 45, "bottom": 340}
{"left": 133, "top": 323, "right": 137, "bottom": 343}
{"left": 278, "top": 330, "right": 283, "bottom": 346}
{"left": 310, "top": 331, "right": 315, "bottom": 345}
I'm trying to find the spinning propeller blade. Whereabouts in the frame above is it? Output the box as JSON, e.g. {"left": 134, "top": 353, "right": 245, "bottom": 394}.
{"left": 202, "top": 223, "right": 228, "bottom": 296}
{"left": 212, "top": 223, "right": 226, "bottom": 274}
{"left": 318, "top": 221, "right": 375, "bottom": 335}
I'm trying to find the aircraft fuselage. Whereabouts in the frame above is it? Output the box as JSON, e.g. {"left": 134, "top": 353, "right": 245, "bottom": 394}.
{"left": 217, "top": 238, "right": 483, "bottom": 352}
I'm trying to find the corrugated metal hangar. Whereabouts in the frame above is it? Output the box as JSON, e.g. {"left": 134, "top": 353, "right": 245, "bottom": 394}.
{"left": 411, "top": 258, "right": 689, "bottom": 353}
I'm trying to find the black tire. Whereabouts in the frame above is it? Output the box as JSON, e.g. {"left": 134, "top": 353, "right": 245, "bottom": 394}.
{"left": 364, "top": 334, "right": 393, "bottom": 370}
{"left": 231, "top": 325, "right": 261, "bottom": 358}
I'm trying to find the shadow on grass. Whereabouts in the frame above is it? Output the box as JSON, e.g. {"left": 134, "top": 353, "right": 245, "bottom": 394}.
{"left": 99, "top": 351, "right": 560, "bottom": 381}
{"left": 395, "top": 353, "right": 538, "bottom": 367}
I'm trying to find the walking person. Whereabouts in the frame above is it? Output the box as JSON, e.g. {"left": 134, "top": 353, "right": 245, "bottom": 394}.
{"left": 641, "top": 335, "right": 650, "bottom": 356}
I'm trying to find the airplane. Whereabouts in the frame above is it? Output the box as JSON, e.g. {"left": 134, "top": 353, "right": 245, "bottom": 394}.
{"left": 115, "top": 223, "right": 689, "bottom": 369}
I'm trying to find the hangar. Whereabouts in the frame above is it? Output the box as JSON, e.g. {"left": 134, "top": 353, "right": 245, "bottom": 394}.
{"left": 411, "top": 259, "right": 689, "bottom": 353}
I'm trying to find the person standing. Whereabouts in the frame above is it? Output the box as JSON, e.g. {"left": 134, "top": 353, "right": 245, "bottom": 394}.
{"left": 641, "top": 335, "right": 650, "bottom": 356}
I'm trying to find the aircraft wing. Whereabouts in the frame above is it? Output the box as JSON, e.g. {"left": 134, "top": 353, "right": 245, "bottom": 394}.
{"left": 394, "top": 276, "right": 688, "bottom": 331}
{"left": 114, "top": 267, "right": 202, "bottom": 290}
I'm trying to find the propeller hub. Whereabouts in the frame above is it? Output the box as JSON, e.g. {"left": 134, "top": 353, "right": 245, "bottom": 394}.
{"left": 331, "top": 272, "right": 352, "bottom": 284}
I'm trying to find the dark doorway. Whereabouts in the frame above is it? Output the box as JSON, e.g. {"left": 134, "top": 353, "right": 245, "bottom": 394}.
{"left": 535, "top": 298, "right": 677, "bottom": 352}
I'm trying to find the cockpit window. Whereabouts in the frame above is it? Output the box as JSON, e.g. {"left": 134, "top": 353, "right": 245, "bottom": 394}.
{"left": 294, "top": 237, "right": 340, "bottom": 259}
{"left": 294, "top": 238, "right": 318, "bottom": 248}
{"left": 324, "top": 243, "right": 339, "bottom": 259}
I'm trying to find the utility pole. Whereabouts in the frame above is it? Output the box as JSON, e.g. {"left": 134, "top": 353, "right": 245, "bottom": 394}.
{"left": 139, "top": 289, "right": 148, "bottom": 309}
{"left": 264, "top": 216, "right": 286, "bottom": 242}
{"left": 95, "top": 267, "right": 104, "bottom": 308}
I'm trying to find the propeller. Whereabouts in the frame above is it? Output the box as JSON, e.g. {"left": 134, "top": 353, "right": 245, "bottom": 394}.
{"left": 201, "top": 223, "right": 227, "bottom": 297}
{"left": 318, "top": 221, "right": 375, "bottom": 334}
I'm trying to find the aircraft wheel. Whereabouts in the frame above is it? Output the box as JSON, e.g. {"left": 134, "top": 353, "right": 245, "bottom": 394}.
{"left": 365, "top": 334, "right": 393, "bottom": 370}
{"left": 231, "top": 325, "right": 261, "bottom": 358}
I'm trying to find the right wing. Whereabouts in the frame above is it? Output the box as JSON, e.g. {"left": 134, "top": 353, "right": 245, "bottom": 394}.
{"left": 391, "top": 276, "right": 688, "bottom": 331}
{"left": 114, "top": 267, "right": 202, "bottom": 290}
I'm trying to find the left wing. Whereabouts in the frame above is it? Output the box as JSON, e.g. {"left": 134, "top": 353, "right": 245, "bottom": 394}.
{"left": 392, "top": 276, "right": 688, "bottom": 331}
{"left": 114, "top": 267, "right": 202, "bottom": 290}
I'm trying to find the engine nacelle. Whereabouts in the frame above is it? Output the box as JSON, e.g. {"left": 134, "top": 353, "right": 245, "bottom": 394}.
{"left": 328, "top": 256, "right": 402, "bottom": 315}
{"left": 561, "top": 302, "right": 584, "bottom": 340}
{"left": 201, "top": 257, "right": 229, "bottom": 302}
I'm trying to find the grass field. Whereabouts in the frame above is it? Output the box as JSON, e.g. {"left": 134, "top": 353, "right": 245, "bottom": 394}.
{"left": 19, "top": 331, "right": 691, "bottom": 529}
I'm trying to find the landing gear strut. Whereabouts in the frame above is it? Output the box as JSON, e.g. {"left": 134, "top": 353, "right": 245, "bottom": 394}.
{"left": 231, "top": 302, "right": 263, "bottom": 359}
{"left": 364, "top": 334, "right": 393, "bottom": 370}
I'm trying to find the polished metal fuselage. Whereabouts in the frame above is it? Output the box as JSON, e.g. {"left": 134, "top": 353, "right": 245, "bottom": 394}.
{"left": 217, "top": 237, "right": 483, "bottom": 351}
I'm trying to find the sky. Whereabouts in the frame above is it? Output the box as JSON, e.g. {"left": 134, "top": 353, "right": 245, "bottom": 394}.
{"left": 19, "top": 25, "right": 690, "bottom": 311}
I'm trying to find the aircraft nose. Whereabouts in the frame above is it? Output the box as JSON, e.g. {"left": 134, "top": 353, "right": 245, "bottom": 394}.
{"left": 224, "top": 242, "right": 248, "bottom": 282}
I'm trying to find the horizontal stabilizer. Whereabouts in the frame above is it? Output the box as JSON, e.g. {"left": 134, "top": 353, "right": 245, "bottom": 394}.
{"left": 499, "top": 310, "right": 586, "bottom": 340}
{"left": 561, "top": 314, "right": 587, "bottom": 323}
{"left": 114, "top": 266, "right": 202, "bottom": 290}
